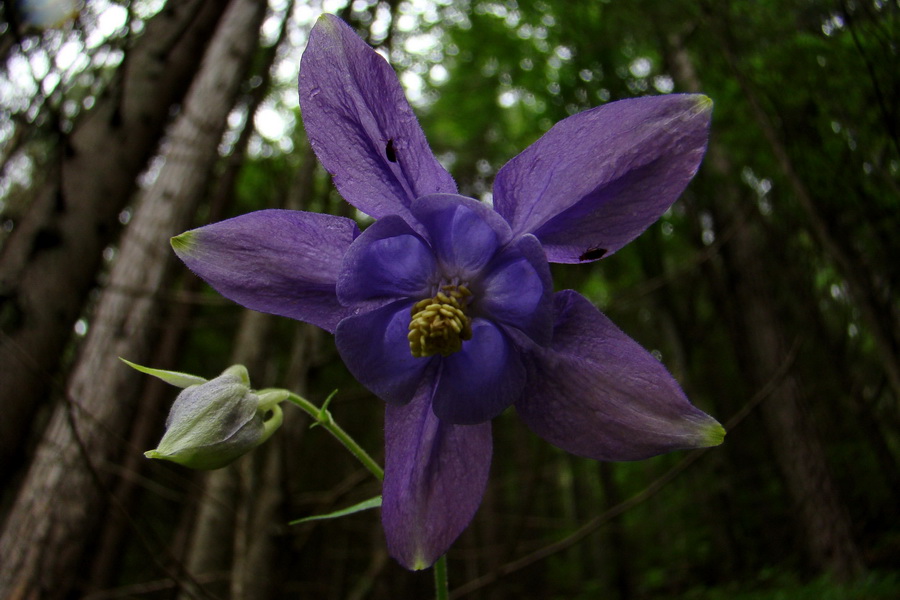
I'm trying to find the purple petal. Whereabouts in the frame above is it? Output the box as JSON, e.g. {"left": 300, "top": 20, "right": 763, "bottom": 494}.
{"left": 409, "top": 194, "right": 511, "bottom": 277}
{"left": 431, "top": 319, "right": 526, "bottom": 424}
{"left": 493, "top": 95, "right": 712, "bottom": 263}
{"left": 474, "top": 234, "right": 552, "bottom": 345}
{"left": 335, "top": 300, "right": 435, "bottom": 405}
{"left": 383, "top": 386, "right": 492, "bottom": 570}
{"left": 337, "top": 216, "right": 436, "bottom": 305}
{"left": 299, "top": 15, "right": 456, "bottom": 220}
{"left": 516, "top": 291, "right": 725, "bottom": 460}
{"left": 172, "top": 209, "right": 359, "bottom": 333}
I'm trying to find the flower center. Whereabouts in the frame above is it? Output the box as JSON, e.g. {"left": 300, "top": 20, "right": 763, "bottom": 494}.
{"left": 407, "top": 284, "right": 473, "bottom": 358}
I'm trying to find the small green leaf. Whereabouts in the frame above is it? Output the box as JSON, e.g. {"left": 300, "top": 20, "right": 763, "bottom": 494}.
{"left": 320, "top": 389, "right": 339, "bottom": 413}
{"left": 120, "top": 358, "right": 207, "bottom": 388}
{"left": 290, "top": 496, "right": 382, "bottom": 525}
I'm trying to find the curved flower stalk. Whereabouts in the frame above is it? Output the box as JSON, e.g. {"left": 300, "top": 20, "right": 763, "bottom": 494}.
{"left": 172, "top": 14, "right": 725, "bottom": 570}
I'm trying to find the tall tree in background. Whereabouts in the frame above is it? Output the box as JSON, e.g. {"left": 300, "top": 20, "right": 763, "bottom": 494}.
{"left": 169, "top": 6, "right": 301, "bottom": 596}
{"left": 0, "top": 0, "right": 229, "bottom": 484}
{"left": 664, "top": 25, "right": 863, "bottom": 580}
{"left": 0, "top": 0, "right": 266, "bottom": 596}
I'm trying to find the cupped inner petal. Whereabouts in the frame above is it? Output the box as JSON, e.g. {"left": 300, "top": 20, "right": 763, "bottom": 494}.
{"left": 516, "top": 291, "right": 725, "bottom": 461}
{"left": 172, "top": 209, "right": 359, "bottom": 333}
{"left": 431, "top": 319, "right": 526, "bottom": 425}
{"left": 335, "top": 299, "right": 436, "bottom": 406}
{"left": 383, "top": 385, "right": 492, "bottom": 570}
{"left": 409, "top": 194, "right": 512, "bottom": 277}
{"left": 298, "top": 15, "right": 456, "bottom": 221}
{"left": 337, "top": 215, "right": 437, "bottom": 305}
{"left": 474, "top": 234, "right": 552, "bottom": 345}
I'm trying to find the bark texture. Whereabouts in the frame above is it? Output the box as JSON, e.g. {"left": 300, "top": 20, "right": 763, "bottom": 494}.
{"left": 707, "top": 8, "right": 900, "bottom": 400}
{"left": 0, "top": 0, "right": 266, "bottom": 595}
{"left": 667, "top": 32, "right": 864, "bottom": 581}
{"left": 0, "top": 0, "right": 229, "bottom": 484}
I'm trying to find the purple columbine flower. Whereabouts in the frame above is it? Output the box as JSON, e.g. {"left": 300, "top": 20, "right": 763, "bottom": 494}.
{"left": 172, "top": 14, "right": 725, "bottom": 571}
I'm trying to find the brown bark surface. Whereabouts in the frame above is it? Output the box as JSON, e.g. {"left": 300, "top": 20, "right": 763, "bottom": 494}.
{"left": 667, "top": 32, "right": 864, "bottom": 581}
{"left": 0, "top": 0, "right": 266, "bottom": 595}
{"left": 0, "top": 0, "right": 229, "bottom": 484}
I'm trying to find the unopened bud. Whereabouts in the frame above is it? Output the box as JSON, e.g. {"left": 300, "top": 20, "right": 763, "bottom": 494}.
{"left": 128, "top": 362, "right": 287, "bottom": 470}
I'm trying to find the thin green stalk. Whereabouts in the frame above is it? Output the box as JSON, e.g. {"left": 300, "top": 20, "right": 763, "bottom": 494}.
{"left": 285, "top": 392, "right": 384, "bottom": 481}
{"left": 286, "top": 392, "right": 451, "bottom": 598}
{"left": 434, "top": 555, "right": 449, "bottom": 600}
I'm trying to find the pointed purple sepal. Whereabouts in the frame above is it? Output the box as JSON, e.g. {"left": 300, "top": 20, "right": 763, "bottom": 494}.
{"left": 172, "top": 209, "right": 359, "bottom": 333}
{"left": 299, "top": 15, "right": 456, "bottom": 221}
{"left": 493, "top": 95, "right": 712, "bottom": 263}
{"left": 382, "top": 386, "right": 492, "bottom": 570}
{"left": 516, "top": 291, "right": 725, "bottom": 460}
{"left": 336, "top": 215, "right": 436, "bottom": 305}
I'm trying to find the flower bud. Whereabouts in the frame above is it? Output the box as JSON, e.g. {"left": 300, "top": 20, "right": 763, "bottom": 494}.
{"left": 141, "top": 364, "right": 287, "bottom": 470}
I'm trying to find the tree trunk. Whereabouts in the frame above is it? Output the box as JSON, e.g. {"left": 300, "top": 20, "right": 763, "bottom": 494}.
{"left": 83, "top": 52, "right": 277, "bottom": 581}
{"left": 183, "top": 304, "right": 324, "bottom": 600}
{"left": 0, "top": 0, "right": 229, "bottom": 485}
{"left": 706, "top": 9, "right": 900, "bottom": 400}
{"left": 175, "top": 311, "right": 273, "bottom": 600}
{"left": 84, "top": 276, "right": 198, "bottom": 594}
{"left": 0, "top": 0, "right": 266, "bottom": 596}
{"left": 666, "top": 31, "right": 865, "bottom": 581}
{"left": 727, "top": 215, "right": 864, "bottom": 580}
{"left": 233, "top": 419, "right": 284, "bottom": 600}
{"left": 599, "top": 462, "right": 635, "bottom": 600}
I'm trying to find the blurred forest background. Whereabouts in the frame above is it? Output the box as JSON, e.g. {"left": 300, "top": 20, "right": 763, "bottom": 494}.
{"left": 1, "top": 0, "right": 899, "bottom": 598}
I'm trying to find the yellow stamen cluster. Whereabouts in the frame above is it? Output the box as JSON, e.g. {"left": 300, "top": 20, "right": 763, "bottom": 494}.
{"left": 408, "top": 285, "right": 473, "bottom": 358}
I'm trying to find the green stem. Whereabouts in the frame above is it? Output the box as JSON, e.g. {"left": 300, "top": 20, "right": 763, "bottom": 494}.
{"left": 286, "top": 392, "right": 451, "bottom": 598}
{"left": 285, "top": 392, "right": 384, "bottom": 481}
{"left": 434, "top": 555, "right": 449, "bottom": 600}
